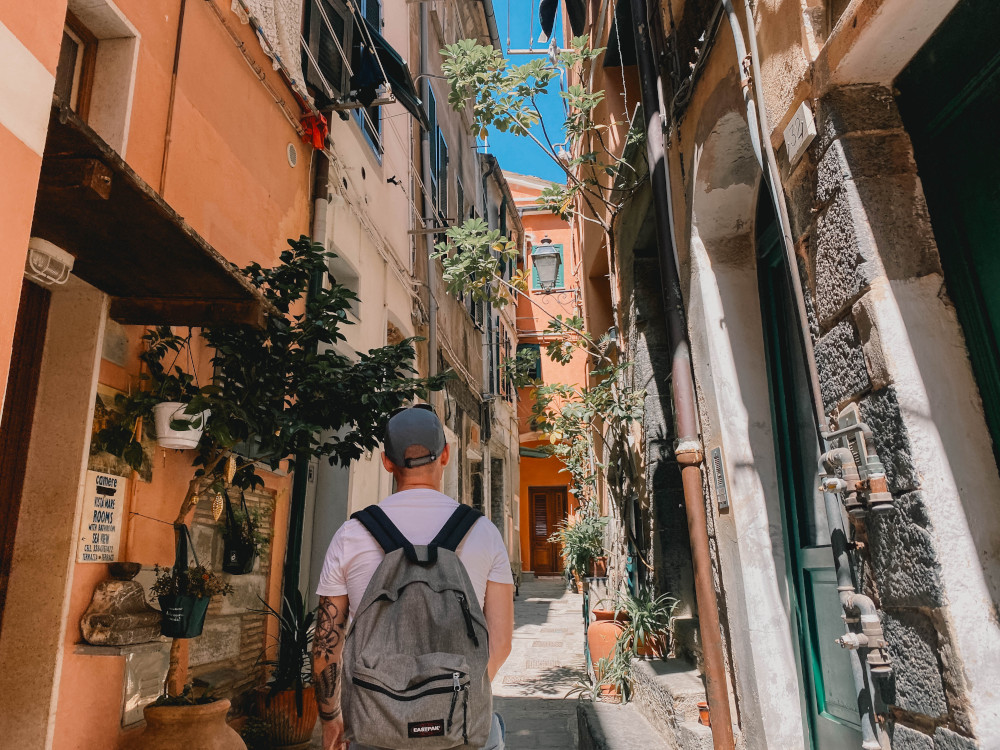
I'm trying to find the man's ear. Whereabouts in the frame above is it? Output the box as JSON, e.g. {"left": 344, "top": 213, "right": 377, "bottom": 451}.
{"left": 440, "top": 443, "right": 451, "bottom": 467}
{"left": 381, "top": 452, "right": 395, "bottom": 472}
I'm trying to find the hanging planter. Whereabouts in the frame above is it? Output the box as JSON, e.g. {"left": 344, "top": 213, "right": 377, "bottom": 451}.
{"left": 154, "top": 401, "right": 210, "bottom": 450}
{"left": 151, "top": 524, "right": 232, "bottom": 639}
{"left": 159, "top": 594, "right": 211, "bottom": 639}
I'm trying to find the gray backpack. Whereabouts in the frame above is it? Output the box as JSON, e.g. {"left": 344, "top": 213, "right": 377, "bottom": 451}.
{"left": 342, "top": 504, "right": 492, "bottom": 749}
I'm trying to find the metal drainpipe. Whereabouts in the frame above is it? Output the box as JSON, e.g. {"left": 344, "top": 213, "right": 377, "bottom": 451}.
{"left": 723, "top": 1, "right": 886, "bottom": 746}
{"left": 281, "top": 150, "right": 331, "bottom": 663}
{"left": 630, "top": 0, "right": 735, "bottom": 747}
{"left": 420, "top": 5, "right": 437, "bottom": 382}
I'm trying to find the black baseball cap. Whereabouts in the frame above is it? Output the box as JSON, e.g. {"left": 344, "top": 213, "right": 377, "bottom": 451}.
{"left": 384, "top": 404, "right": 446, "bottom": 468}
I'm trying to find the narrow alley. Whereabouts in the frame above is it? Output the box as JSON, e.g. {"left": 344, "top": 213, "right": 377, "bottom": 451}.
{"left": 492, "top": 576, "right": 585, "bottom": 750}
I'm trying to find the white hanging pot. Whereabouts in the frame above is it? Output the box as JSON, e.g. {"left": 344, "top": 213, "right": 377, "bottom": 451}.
{"left": 153, "top": 402, "right": 210, "bottom": 450}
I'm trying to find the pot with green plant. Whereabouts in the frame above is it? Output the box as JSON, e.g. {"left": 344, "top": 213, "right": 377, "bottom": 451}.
{"left": 622, "top": 586, "right": 677, "bottom": 660}
{"left": 104, "top": 238, "right": 447, "bottom": 745}
{"left": 220, "top": 490, "right": 269, "bottom": 575}
{"left": 152, "top": 525, "right": 233, "bottom": 639}
{"left": 550, "top": 511, "right": 607, "bottom": 591}
{"left": 254, "top": 591, "right": 318, "bottom": 747}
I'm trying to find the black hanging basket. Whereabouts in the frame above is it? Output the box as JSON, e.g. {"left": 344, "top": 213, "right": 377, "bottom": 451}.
{"left": 222, "top": 490, "right": 257, "bottom": 575}
{"left": 158, "top": 594, "right": 210, "bottom": 638}
{"left": 158, "top": 524, "right": 211, "bottom": 638}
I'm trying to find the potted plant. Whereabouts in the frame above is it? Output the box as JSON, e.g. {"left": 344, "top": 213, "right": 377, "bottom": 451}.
{"left": 253, "top": 591, "right": 318, "bottom": 747}
{"left": 549, "top": 511, "right": 607, "bottom": 591}
{"left": 106, "top": 238, "right": 447, "bottom": 745}
{"left": 126, "top": 687, "right": 244, "bottom": 750}
{"left": 151, "top": 561, "right": 233, "bottom": 639}
{"left": 621, "top": 586, "right": 677, "bottom": 660}
{"left": 219, "top": 492, "right": 270, "bottom": 575}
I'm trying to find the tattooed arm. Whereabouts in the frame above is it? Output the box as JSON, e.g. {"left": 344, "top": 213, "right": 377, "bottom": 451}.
{"left": 314, "top": 594, "right": 349, "bottom": 750}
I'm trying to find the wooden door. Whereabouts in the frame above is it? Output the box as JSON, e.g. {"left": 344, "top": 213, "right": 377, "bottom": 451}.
{"left": 529, "top": 486, "right": 566, "bottom": 573}
{"left": 0, "top": 281, "right": 51, "bottom": 635}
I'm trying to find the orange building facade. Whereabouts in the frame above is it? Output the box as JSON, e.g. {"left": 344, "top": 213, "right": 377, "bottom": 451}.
{"left": 0, "top": 2, "right": 318, "bottom": 747}
{"left": 506, "top": 171, "right": 590, "bottom": 576}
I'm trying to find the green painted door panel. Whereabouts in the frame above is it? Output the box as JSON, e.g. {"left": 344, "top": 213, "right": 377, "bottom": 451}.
{"left": 758, "top": 211, "right": 861, "bottom": 749}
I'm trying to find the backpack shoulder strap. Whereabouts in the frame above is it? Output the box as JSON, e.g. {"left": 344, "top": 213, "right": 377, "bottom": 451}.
{"left": 431, "top": 503, "right": 484, "bottom": 552}
{"left": 352, "top": 505, "right": 423, "bottom": 563}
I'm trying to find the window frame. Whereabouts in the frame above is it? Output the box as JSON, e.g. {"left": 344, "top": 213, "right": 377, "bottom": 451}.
{"left": 56, "top": 11, "right": 97, "bottom": 120}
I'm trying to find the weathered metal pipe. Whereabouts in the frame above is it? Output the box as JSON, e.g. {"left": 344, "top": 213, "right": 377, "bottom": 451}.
{"left": 631, "top": 0, "right": 735, "bottom": 746}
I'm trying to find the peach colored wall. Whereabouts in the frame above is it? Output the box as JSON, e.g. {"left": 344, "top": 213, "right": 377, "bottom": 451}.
{"left": 0, "top": 0, "right": 312, "bottom": 744}
{"left": 0, "top": 0, "right": 66, "bottom": 412}
{"left": 506, "top": 173, "right": 589, "bottom": 571}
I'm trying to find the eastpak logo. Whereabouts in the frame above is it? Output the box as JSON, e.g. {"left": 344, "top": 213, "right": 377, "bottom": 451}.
{"left": 408, "top": 720, "right": 445, "bottom": 738}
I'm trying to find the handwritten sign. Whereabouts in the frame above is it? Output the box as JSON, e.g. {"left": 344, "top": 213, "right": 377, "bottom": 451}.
{"left": 77, "top": 470, "right": 125, "bottom": 563}
{"left": 783, "top": 101, "right": 817, "bottom": 167}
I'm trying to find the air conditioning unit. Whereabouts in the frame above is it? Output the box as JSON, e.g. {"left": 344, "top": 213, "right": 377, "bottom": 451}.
{"left": 25, "top": 237, "right": 74, "bottom": 286}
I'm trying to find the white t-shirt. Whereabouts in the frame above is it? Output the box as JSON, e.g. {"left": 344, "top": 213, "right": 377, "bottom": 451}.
{"left": 316, "top": 489, "right": 514, "bottom": 620}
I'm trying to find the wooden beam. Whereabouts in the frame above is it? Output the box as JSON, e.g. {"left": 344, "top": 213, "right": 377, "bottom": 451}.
{"left": 39, "top": 158, "right": 112, "bottom": 200}
{"left": 109, "top": 297, "right": 267, "bottom": 328}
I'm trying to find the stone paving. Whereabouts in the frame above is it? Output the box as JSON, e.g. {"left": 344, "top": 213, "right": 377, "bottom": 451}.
{"left": 492, "top": 575, "right": 586, "bottom": 750}
{"left": 310, "top": 575, "right": 587, "bottom": 749}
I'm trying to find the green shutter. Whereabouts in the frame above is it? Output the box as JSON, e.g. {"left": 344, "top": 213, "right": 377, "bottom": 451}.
{"left": 531, "top": 244, "right": 564, "bottom": 289}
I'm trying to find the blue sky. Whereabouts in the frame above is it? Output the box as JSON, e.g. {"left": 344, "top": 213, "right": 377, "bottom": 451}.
{"left": 484, "top": 0, "right": 568, "bottom": 183}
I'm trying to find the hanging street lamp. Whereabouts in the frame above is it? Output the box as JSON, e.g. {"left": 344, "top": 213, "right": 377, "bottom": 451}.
{"left": 530, "top": 236, "right": 561, "bottom": 291}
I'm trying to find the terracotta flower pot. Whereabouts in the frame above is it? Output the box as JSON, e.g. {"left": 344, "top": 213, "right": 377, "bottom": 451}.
{"left": 635, "top": 632, "right": 669, "bottom": 660}
{"left": 255, "top": 686, "right": 319, "bottom": 747}
{"left": 588, "top": 557, "right": 608, "bottom": 577}
{"left": 698, "top": 700, "right": 711, "bottom": 726}
{"left": 123, "top": 699, "right": 245, "bottom": 750}
{"left": 588, "top": 609, "right": 627, "bottom": 692}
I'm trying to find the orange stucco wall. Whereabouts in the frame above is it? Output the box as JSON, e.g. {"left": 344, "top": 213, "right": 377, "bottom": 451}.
{"left": 1, "top": 0, "right": 313, "bottom": 745}
{"left": 506, "top": 173, "right": 589, "bottom": 571}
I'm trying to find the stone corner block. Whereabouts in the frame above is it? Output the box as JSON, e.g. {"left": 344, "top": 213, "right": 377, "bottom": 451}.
{"left": 813, "top": 188, "right": 882, "bottom": 325}
{"left": 851, "top": 295, "right": 891, "bottom": 390}
{"left": 880, "top": 609, "right": 948, "bottom": 719}
{"left": 890, "top": 723, "right": 935, "bottom": 750}
{"left": 858, "top": 387, "right": 920, "bottom": 493}
{"left": 815, "top": 319, "right": 871, "bottom": 410}
{"left": 934, "top": 727, "right": 979, "bottom": 750}
{"left": 868, "top": 491, "right": 945, "bottom": 608}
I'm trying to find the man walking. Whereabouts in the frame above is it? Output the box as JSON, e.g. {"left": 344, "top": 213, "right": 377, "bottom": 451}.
{"left": 313, "top": 405, "right": 515, "bottom": 750}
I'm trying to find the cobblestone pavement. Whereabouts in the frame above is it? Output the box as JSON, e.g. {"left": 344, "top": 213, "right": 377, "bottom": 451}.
{"left": 310, "top": 575, "right": 586, "bottom": 749}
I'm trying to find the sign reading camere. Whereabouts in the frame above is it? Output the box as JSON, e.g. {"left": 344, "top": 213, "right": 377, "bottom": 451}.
{"left": 77, "top": 470, "right": 125, "bottom": 562}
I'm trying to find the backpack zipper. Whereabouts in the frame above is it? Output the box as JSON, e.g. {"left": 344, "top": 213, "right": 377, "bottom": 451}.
{"left": 455, "top": 592, "right": 480, "bottom": 647}
{"left": 447, "top": 672, "right": 461, "bottom": 731}
{"left": 352, "top": 676, "right": 466, "bottom": 701}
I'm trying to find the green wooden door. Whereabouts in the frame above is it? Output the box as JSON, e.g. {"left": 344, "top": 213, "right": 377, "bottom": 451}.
{"left": 757, "top": 213, "right": 862, "bottom": 749}
{"left": 897, "top": 0, "right": 1000, "bottom": 468}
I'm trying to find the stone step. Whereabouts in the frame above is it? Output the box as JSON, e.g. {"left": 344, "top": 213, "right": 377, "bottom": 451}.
{"left": 678, "top": 721, "right": 713, "bottom": 750}
{"left": 577, "top": 698, "right": 671, "bottom": 750}
{"left": 630, "top": 657, "right": 711, "bottom": 749}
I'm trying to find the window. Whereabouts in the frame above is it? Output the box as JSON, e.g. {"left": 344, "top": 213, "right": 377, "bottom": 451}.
{"left": 354, "top": 0, "right": 383, "bottom": 152}
{"left": 517, "top": 343, "right": 542, "bottom": 381}
{"left": 457, "top": 178, "right": 465, "bottom": 229}
{"left": 436, "top": 131, "right": 449, "bottom": 216}
{"left": 531, "top": 243, "right": 565, "bottom": 289}
{"left": 54, "top": 12, "right": 96, "bottom": 119}
{"left": 303, "top": 0, "right": 353, "bottom": 101}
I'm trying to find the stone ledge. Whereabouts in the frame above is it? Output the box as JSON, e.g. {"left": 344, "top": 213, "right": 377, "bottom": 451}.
{"left": 631, "top": 658, "right": 706, "bottom": 725}
{"left": 74, "top": 638, "right": 169, "bottom": 656}
{"left": 577, "top": 699, "right": 667, "bottom": 750}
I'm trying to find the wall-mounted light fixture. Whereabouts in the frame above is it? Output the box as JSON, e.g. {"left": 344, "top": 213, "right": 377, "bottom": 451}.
{"left": 530, "top": 236, "right": 561, "bottom": 291}
{"left": 25, "top": 237, "right": 74, "bottom": 286}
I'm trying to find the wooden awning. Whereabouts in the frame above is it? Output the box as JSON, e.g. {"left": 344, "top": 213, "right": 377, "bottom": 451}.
{"left": 30, "top": 103, "right": 271, "bottom": 327}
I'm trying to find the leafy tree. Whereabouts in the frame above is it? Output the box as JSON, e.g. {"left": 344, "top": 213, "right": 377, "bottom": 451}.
{"left": 437, "top": 36, "right": 650, "bottom": 596}
{"left": 105, "top": 236, "right": 447, "bottom": 695}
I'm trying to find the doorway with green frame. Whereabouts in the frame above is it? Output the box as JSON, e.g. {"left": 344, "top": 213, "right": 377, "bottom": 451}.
{"left": 756, "top": 193, "right": 863, "bottom": 749}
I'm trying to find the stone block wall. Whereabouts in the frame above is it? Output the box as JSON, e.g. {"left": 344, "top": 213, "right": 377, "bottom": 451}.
{"left": 782, "top": 84, "right": 976, "bottom": 747}
{"left": 618, "top": 224, "right": 695, "bottom": 643}
{"left": 190, "top": 488, "right": 276, "bottom": 703}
